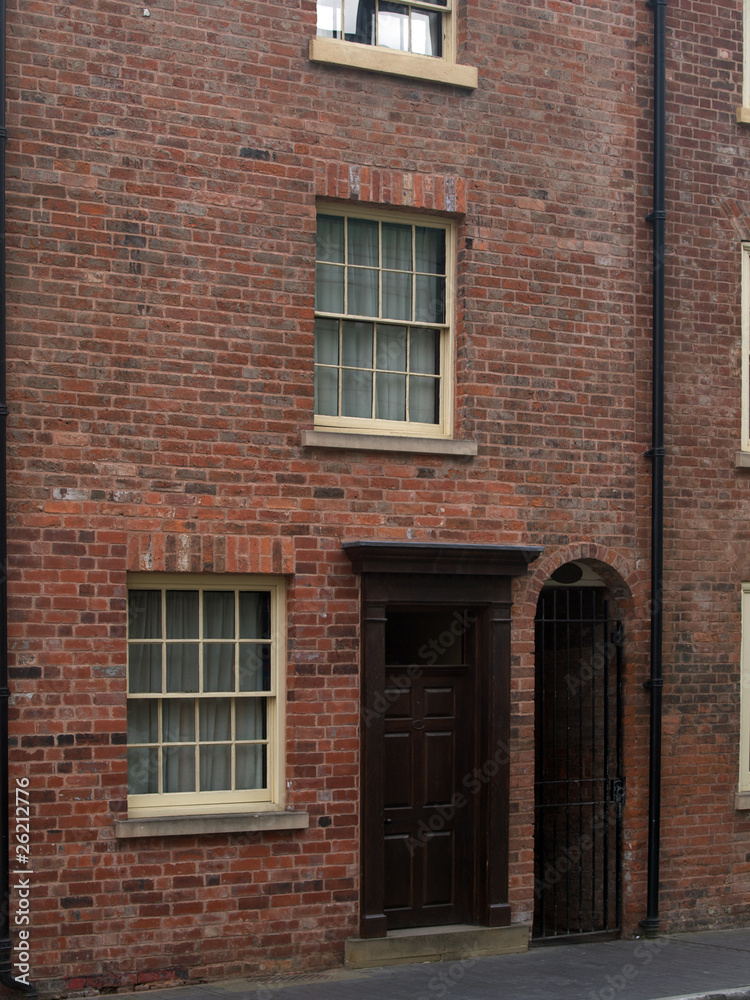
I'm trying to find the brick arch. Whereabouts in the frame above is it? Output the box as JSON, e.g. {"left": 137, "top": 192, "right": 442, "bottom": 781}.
{"left": 507, "top": 543, "right": 651, "bottom": 933}
{"left": 514, "top": 542, "right": 646, "bottom": 629}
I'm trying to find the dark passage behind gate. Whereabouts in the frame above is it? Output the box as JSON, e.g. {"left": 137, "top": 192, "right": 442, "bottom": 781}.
{"left": 533, "top": 585, "right": 624, "bottom": 941}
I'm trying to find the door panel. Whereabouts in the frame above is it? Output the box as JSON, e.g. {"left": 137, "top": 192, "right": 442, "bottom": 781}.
{"left": 383, "top": 651, "right": 473, "bottom": 929}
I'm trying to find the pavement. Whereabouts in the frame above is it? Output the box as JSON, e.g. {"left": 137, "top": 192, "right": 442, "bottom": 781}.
{"left": 111, "top": 927, "right": 750, "bottom": 1000}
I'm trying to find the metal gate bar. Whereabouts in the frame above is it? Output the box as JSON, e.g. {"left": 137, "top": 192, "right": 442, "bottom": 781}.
{"left": 533, "top": 587, "right": 623, "bottom": 941}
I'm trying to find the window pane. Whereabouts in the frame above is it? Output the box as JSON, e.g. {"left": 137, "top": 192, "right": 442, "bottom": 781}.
{"left": 128, "top": 746, "right": 158, "bottom": 795}
{"left": 345, "top": 0, "right": 375, "bottom": 44}
{"left": 200, "top": 745, "right": 231, "bottom": 791}
{"left": 128, "top": 644, "right": 162, "bottom": 693}
{"left": 409, "top": 375, "right": 440, "bottom": 424}
{"left": 239, "top": 591, "right": 271, "bottom": 640}
{"left": 411, "top": 9, "right": 442, "bottom": 56}
{"left": 316, "top": 214, "right": 344, "bottom": 262}
{"left": 236, "top": 698, "right": 267, "bottom": 740}
{"left": 347, "top": 217, "right": 378, "bottom": 266}
{"left": 382, "top": 271, "right": 411, "bottom": 320}
{"left": 204, "top": 591, "right": 234, "bottom": 639}
{"left": 377, "top": 325, "right": 407, "bottom": 371}
{"left": 341, "top": 321, "right": 374, "bottom": 368}
{"left": 200, "top": 698, "right": 232, "bottom": 741}
{"left": 415, "top": 227, "right": 446, "bottom": 274}
{"left": 317, "top": 0, "right": 342, "bottom": 37}
{"left": 239, "top": 645, "right": 271, "bottom": 691}
{"left": 410, "top": 327, "right": 440, "bottom": 373}
{"left": 415, "top": 274, "right": 445, "bottom": 323}
{"left": 163, "top": 746, "right": 195, "bottom": 793}
{"left": 166, "top": 644, "right": 199, "bottom": 692}
{"left": 315, "top": 365, "right": 339, "bottom": 416}
{"left": 203, "top": 643, "right": 235, "bottom": 691}
{"left": 127, "top": 700, "right": 158, "bottom": 744}
{"left": 236, "top": 745, "right": 267, "bottom": 790}
{"left": 162, "top": 699, "right": 195, "bottom": 743}
{"left": 348, "top": 267, "right": 378, "bottom": 316}
{"left": 314, "top": 317, "right": 339, "bottom": 365}
{"left": 165, "top": 591, "right": 199, "bottom": 639}
{"left": 378, "top": 2, "right": 409, "bottom": 50}
{"left": 342, "top": 369, "right": 373, "bottom": 417}
{"left": 376, "top": 373, "right": 407, "bottom": 421}
{"left": 316, "top": 262, "right": 345, "bottom": 313}
{"left": 382, "top": 223, "right": 412, "bottom": 270}
{"left": 128, "top": 590, "right": 161, "bottom": 639}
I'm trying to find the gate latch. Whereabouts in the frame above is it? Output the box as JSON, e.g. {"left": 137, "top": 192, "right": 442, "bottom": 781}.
{"left": 609, "top": 777, "right": 626, "bottom": 805}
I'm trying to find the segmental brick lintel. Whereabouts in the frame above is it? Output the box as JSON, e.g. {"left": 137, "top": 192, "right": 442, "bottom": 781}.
{"left": 128, "top": 533, "right": 294, "bottom": 576}
{"left": 315, "top": 160, "right": 465, "bottom": 214}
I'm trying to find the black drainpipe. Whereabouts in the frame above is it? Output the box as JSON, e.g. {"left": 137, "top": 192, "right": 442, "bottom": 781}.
{"left": 641, "top": 0, "right": 666, "bottom": 937}
{"left": 0, "top": 0, "right": 35, "bottom": 992}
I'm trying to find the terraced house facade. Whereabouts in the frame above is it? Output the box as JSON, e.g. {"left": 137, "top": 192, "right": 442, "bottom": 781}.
{"left": 4, "top": 0, "right": 750, "bottom": 992}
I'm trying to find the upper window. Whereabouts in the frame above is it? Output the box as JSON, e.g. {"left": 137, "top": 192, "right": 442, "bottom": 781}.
{"left": 742, "top": 244, "right": 750, "bottom": 453}
{"left": 310, "top": 0, "right": 477, "bottom": 88}
{"left": 314, "top": 208, "right": 453, "bottom": 437}
{"left": 317, "top": 0, "right": 446, "bottom": 58}
{"left": 740, "top": 0, "right": 750, "bottom": 122}
{"left": 126, "top": 575, "right": 285, "bottom": 818}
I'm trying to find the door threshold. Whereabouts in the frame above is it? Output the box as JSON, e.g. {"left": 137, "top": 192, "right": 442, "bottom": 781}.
{"left": 345, "top": 922, "right": 529, "bottom": 969}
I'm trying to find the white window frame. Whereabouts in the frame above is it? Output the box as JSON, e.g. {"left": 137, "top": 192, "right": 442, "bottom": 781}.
{"left": 126, "top": 574, "right": 286, "bottom": 819}
{"left": 310, "top": 0, "right": 477, "bottom": 89}
{"left": 740, "top": 584, "right": 750, "bottom": 805}
{"left": 314, "top": 204, "right": 455, "bottom": 440}
{"left": 742, "top": 244, "right": 750, "bottom": 453}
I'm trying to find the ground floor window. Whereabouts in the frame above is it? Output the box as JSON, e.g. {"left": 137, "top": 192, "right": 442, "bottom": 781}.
{"left": 126, "top": 574, "right": 286, "bottom": 817}
{"left": 740, "top": 584, "right": 750, "bottom": 798}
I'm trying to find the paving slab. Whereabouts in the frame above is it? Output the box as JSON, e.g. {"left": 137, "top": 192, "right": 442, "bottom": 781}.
{"left": 110, "top": 928, "right": 750, "bottom": 1000}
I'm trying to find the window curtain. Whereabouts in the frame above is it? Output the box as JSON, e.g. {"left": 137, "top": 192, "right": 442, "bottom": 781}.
{"left": 345, "top": 0, "right": 375, "bottom": 44}
{"left": 128, "top": 589, "right": 267, "bottom": 796}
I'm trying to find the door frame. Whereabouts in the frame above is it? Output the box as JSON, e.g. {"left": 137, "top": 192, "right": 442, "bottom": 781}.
{"left": 344, "top": 541, "right": 543, "bottom": 939}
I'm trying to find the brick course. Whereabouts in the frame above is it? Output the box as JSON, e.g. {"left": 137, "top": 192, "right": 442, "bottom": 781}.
{"left": 6, "top": 0, "right": 750, "bottom": 992}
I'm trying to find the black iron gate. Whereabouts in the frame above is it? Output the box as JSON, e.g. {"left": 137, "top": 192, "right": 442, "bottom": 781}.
{"left": 533, "top": 586, "right": 624, "bottom": 941}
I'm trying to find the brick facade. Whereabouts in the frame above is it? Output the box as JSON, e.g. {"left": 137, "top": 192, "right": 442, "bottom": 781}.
{"left": 6, "top": 0, "right": 750, "bottom": 992}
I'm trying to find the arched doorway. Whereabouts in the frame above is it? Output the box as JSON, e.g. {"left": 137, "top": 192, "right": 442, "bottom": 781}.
{"left": 533, "top": 561, "right": 624, "bottom": 941}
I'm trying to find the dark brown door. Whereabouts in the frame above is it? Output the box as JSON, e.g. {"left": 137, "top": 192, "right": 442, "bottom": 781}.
{"left": 381, "top": 608, "right": 476, "bottom": 929}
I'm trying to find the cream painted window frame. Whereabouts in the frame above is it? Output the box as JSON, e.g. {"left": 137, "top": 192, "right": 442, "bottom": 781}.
{"left": 742, "top": 244, "right": 750, "bottom": 454}
{"left": 314, "top": 204, "right": 456, "bottom": 440}
{"left": 126, "top": 574, "right": 286, "bottom": 819}
{"left": 739, "top": 0, "right": 750, "bottom": 123}
{"left": 310, "top": 0, "right": 477, "bottom": 89}
{"left": 739, "top": 583, "right": 750, "bottom": 808}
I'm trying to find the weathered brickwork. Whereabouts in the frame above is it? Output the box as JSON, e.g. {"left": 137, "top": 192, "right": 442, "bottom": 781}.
{"left": 5, "top": 0, "right": 750, "bottom": 992}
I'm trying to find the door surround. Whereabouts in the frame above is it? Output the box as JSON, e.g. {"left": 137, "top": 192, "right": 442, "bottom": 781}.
{"left": 344, "top": 541, "right": 543, "bottom": 940}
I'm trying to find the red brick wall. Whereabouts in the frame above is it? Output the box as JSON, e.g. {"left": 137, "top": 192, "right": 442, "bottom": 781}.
{"left": 5, "top": 0, "right": 750, "bottom": 991}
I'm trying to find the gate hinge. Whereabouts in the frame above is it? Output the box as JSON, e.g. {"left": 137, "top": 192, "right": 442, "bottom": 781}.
{"left": 611, "top": 623, "right": 624, "bottom": 648}
{"left": 610, "top": 777, "right": 626, "bottom": 805}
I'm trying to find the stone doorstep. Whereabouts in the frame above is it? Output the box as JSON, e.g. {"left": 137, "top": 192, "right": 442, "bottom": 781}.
{"left": 344, "top": 922, "right": 530, "bottom": 970}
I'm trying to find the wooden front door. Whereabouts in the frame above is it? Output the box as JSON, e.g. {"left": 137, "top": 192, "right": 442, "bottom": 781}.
{"left": 382, "top": 608, "right": 476, "bottom": 929}
{"left": 344, "top": 540, "right": 544, "bottom": 941}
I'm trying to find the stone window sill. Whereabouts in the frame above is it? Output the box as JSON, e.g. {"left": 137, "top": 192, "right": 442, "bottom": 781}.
{"left": 735, "top": 452, "right": 750, "bottom": 468}
{"left": 737, "top": 108, "right": 750, "bottom": 124}
{"left": 735, "top": 791, "right": 750, "bottom": 811}
{"left": 302, "top": 429, "right": 477, "bottom": 456}
{"left": 309, "top": 37, "right": 478, "bottom": 90}
{"left": 114, "top": 810, "right": 310, "bottom": 839}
